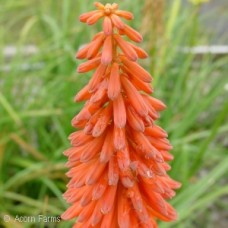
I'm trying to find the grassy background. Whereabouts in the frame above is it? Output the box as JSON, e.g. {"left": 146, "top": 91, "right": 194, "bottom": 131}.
{"left": 0, "top": 0, "right": 227, "bottom": 227}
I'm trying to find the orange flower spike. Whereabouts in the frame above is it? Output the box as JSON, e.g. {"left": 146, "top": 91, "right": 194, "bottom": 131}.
{"left": 62, "top": 2, "right": 181, "bottom": 228}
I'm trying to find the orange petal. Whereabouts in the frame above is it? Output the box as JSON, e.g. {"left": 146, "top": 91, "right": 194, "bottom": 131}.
{"left": 129, "top": 210, "right": 140, "bottom": 228}
{"left": 141, "top": 185, "right": 168, "bottom": 218}
{"left": 77, "top": 201, "right": 96, "bottom": 223}
{"left": 63, "top": 146, "right": 82, "bottom": 158}
{"left": 117, "top": 147, "right": 130, "bottom": 171}
{"left": 80, "top": 187, "right": 93, "bottom": 206}
{"left": 100, "top": 128, "right": 114, "bottom": 163}
{"left": 90, "top": 199, "right": 104, "bottom": 226}
{"left": 87, "top": 34, "right": 104, "bottom": 59}
{"left": 144, "top": 125, "right": 168, "bottom": 138}
{"left": 65, "top": 186, "right": 86, "bottom": 204}
{"left": 108, "top": 156, "right": 119, "bottom": 185}
{"left": 92, "top": 175, "right": 108, "bottom": 200}
{"left": 117, "top": 190, "right": 131, "bottom": 228}
{"left": 110, "top": 14, "right": 125, "bottom": 29}
{"left": 144, "top": 103, "right": 160, "bottom": 121}
{"left": 127, "top": 186, "right": 143, "bottom": 214}
{"left": 137, "top": 162, "right": 153, "bottom": 179}
{"left": 100, "top": 206, "right": 116, "bottom": 228}
{"left": 162, "top": 177, "right": 182, "bottom": 190}
{"left": 148, "top": 203, "right": 178, "bottom": 222}
{"left": 101, "top": 36, "right": 113, "bottom": 64}
{"left": 128, "top": 187, "right": 151, "bottom": 224}
{"left": 74, "top": 84, "right": 91, "bottom": 102}
{"left": 108, "top": 63, "right": 121, "bottom": 100}
{"left": 129, "top": 42, "right": 148, "bottom": 59}
{"left": 76, "top": 43, "right": 91, "bottom": 59}
{"left": 87, "top": 11, "right": 104, "bottom": 25}
{"left": 121, "top": 57, "right": 152, "bottom": 83}
{"left": 103, "top": 16, "right": 113, "bottom": 35}
{"left": 114, "top": 34, "right": 138, "bottom": 61}
{"left": 126, "top": 106, "right": 145, "bottom": 132}
{"left": 83, "top": 109, "right": 103, "bottom": 135}
{"left": 122, "top": 65, "right": 153, "bottom": 94}
{"left": 131, "top": 76, "right": 153, "bottom": 94}
{"left": 61, "top": 203, "right": 82, "bottom": 220}
{"left": 86, "top": 161, "right": 107, "bottom": 185}
{"left": 115, "top": 10, "right": 134, "bottom": 20}
{"left": 80, "top": 137, "right": 104, "bottom": 162}
{"left": 73, "top": 105, "right": 91, "bottom": 122}
{"left": 131, "top": 131, "right": 156, "bottom": 159}
{"left": 142, "top": 94, "right": 166, "bottom": 111}
{"left": 113, "top": 94, "right": 126, "bottom": 128}
{"left": 160, "top": 150, "right": 174, "bottom": 161}
{"left": 88, "top": 64, "right": 107, "bottom": 92}
{"left": 69, "top": 131, "right": 93, "bottom": 146}
{"left": 77, "top": 57, "right": 101, "bottom": 73}
{"left": 120, "top": 169, "right": 135, "bottom": 188}
{"left": 79, "top": 10, "right": 99, "bottom": 23}
{"left": 148, "top": 137, "right": 173, "bottom": 151}
{"left": 113, "top": 126, "right": 126, "bottom": 150}
{"left": 92, "top": 104, "right": 112, "bottom": 137}
{"left": 122, "top": 24, "right": 143, "bottom": 43}
{"left": 150, "top": 161, "right": 166, "bottom": 176}
{"left": 101, "top": 185, "right": 118, "bottom": 214}
{"left": 121, "top": 76, "right": 148, "bottom": 117}
{"left": 90, "top": 79, "right": 108, "bottom": 103}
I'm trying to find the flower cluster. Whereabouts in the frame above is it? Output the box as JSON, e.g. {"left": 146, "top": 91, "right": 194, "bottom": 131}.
{"left": 62, "top": 2, "right": 181, "bottom": 227}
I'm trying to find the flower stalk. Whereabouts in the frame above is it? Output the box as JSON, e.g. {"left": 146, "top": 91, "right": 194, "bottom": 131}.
{"left": 62, "top": 2, "right": 181, "bottom": 227}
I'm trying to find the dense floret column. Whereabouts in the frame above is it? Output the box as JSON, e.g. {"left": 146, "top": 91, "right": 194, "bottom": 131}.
{"left": 61, "top": 2, "right": 181, "bottom": 228}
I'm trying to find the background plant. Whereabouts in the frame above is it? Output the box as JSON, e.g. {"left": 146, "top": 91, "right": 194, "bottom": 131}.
{"left": 0, "top": 0, "right": 227, "bottom": 228}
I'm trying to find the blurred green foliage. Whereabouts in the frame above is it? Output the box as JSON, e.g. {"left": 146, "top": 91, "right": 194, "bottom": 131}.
{"left": 0, "top": 0, "right": 227, "bottom": 227}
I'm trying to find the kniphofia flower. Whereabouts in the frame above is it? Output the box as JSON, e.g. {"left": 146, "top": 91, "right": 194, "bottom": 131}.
{"left": 62, "top": 2, "right": 181, "bottom": 227}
